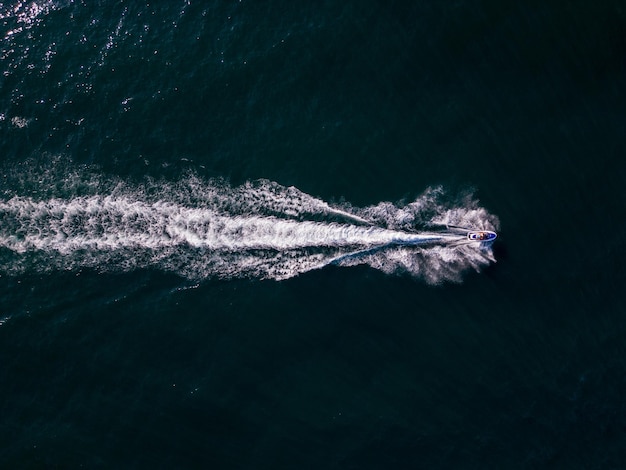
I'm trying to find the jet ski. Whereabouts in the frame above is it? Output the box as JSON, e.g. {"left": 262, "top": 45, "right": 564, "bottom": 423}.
{"left": 467, "top": 231, "right": 497, "bottom": 242}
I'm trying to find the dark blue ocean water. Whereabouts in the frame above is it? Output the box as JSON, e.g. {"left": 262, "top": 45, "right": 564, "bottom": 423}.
{"left": 1, "top": 1, "right": 625, "bottom": 468}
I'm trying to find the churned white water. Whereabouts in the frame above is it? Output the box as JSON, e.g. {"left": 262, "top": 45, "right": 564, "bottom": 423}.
{"left": 0, "top": 171, "right": 499, "bottom": 282}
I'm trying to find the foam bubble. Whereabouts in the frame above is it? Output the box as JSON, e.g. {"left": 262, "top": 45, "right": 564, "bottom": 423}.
{"left": 10, "top": 116, "right": 30, "bottom": 128}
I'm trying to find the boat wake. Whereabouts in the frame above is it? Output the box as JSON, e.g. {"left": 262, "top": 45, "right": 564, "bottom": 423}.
{"left": 0, "top": 169, "right": 499, "bottom": 283}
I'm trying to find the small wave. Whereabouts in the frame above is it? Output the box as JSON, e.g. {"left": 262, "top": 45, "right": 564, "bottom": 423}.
{"left": 10, "top": 116, "right": 30, "bottom": 128}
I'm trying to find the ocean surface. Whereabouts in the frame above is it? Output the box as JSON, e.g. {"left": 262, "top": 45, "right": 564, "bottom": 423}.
{"left": 1, "top": 1, "right": 625, "bottom": 468}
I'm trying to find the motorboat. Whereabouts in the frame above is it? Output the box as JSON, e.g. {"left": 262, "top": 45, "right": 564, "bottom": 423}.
{"left": 467, "top": 230, "right": 497, "bottom": 242}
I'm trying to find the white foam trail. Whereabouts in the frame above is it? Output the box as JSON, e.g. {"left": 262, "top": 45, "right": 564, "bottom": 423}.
{"left": 0, "top": 196, "right": 460, "bottom": 252}
{"left": 0, "top": 178, "right": 499, "bottom": 282}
